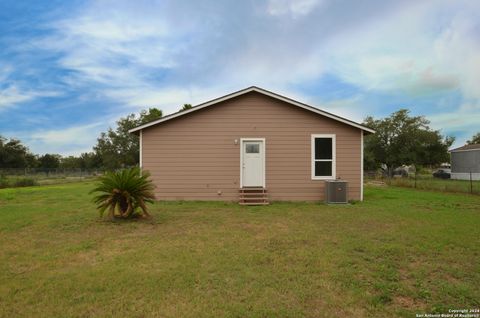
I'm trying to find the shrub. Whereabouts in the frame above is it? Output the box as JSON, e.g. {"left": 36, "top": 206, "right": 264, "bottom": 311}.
{"left": 0, "top": 176, "right": 38, "bottom": 188}
{"left": 90, "top": 167, "right": 156, "bottom": 219}
{"left": 0, "top": 175, "right": 8, "bottom": 189}
{"left": 13, "top": 177, "right": 38, "bottom": 187}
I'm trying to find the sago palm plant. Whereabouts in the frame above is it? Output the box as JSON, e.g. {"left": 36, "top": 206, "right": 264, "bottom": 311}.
{"left": 91, "top": 167, "right": 156, "bottom": 219}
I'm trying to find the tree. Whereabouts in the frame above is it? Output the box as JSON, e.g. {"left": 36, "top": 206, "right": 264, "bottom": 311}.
{"left": 93, "top": 108, "right": 162, "bottom": 170}
{"left": 179, "top": 104, "right": 192, "bottom": 111}
{"left": 25, "top": 153, "right": 39, "bottom": 168}
{"left": 363, "top": 109, "right": 454, "bottom": 175}
{"left": 38, "top": 154, "right": 61, "bottom": 169}
{"left": 466, "top": 132, "right": 480, "bottom": 145}
{"left": 60, "top": 152, "right": 102, "bottom": 170}
{"left": 60, "top": 156, "right": 83, "bottom": 169}
{"left": 139, "top": 108, "right": 163, "bottom": 124}
{"left": 0, "top": 136, "right": 37, "bottom": 168}
{"left": 79, "top": 152, "right": 102, "bottom": 169}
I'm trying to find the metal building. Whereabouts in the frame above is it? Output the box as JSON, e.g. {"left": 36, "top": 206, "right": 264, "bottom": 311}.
{"left": 449, "top": 144, "right": 480, "bottom": 181}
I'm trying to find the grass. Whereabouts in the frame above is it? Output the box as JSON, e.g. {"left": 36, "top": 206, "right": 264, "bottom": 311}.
{"left": 0, "top": 174, "right": 97, "bottom": 188}
{"left": 36, "top": 175, "right": 97, "bottom": 186}
{"left": 0, "top": 176, "right": 38, "bottom": 189}
{"left": 0, "top": 170, "right": 100, "bottom": 188}
{"left": 0, "top": 182, "right": 479, "bottom": 317}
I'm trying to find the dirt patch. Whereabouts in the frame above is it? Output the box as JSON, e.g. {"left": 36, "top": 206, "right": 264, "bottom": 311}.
{"left": 393, "top": 295, "right": 426, "bottom": 310}
{"left": 366, "top": 181, "right": 387, "bottom": 187}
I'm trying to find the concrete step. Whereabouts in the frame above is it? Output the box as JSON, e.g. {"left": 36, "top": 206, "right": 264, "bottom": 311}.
{"left": 239, "top": 193, "right": 268, "bottom": 197}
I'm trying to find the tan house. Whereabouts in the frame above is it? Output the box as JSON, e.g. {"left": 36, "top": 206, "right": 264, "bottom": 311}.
{"left": 129, "top": 86, "right": 374, "bottom": 204}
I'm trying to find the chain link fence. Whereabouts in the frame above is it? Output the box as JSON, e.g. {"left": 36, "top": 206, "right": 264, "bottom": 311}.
{"left": 0, "top": 168, "right": 105, "bottom": 188}
{"left": 1, "top": 168, "right": 104, "bottom": 178}
{"left": 365, "top": 170, "right": 480, "bottom": 195}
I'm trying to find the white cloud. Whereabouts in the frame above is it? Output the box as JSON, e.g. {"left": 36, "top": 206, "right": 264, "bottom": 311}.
{"left": 12, "top": 122, "right": 107, "bottom": 156}
{"left": 428, "top": 101, "right": 480, "bottom": 148}
{"left": 30, "top": 122, "right": 103, "bottom": 145}
{"left": 36, "top": 1, "right": 177, "bottom": 95}
{"left": 432, "top": 13, "right": 480, "bottom": 100}
{"left": 38, "top": 0, "right": 333, "bottom": 108}
{"left": 266, "top": 0, "right": 325, "bottom": 17}
{"left": 314, "top": 95, "right": 367, "bottom": 123}
{"left": 0, "top": 64, "right": 13, "bottom": 82}
{"left": 0, "top": 86, "right": 35, "bottom": 109}
{"left": 0, "top": 63, "right": 60, "bottom": 110}
{"left": 324, "top": 0, "right": 480, "bottom": 99}
{"left": 0, "top": 65, "right": 34, "bottom": 109}
{"left": 47, "top": 0, "right": 479, "bottom": 105}
{"left": 103, "top": 85, "right": 230, "bottom": 114}
{"left": 430, "top": 110, "right": 480, "bottom": 132}
{"left": 0, "top": 85, "right": 60, "bottom": 111}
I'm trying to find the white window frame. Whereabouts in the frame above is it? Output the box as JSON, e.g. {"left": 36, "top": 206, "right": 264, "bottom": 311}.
{"left": 311, "top": 134, "right": 336, "bottom": 180}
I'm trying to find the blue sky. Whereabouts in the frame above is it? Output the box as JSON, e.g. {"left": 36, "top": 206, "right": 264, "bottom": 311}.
{"left": 1, "top": 0, "right": 479, "bottom": 155}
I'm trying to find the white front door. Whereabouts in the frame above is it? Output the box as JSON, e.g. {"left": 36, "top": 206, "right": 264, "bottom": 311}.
{"left": 241, "top": 140, "right": 265, "bottom": 187}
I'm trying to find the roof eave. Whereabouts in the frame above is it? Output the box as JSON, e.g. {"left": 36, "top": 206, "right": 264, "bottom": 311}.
{"left": 449, "top": 148, "right": 480, "bottom": 153}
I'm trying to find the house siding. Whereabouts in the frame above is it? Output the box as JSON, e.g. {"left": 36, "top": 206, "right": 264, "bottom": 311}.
{"left": 142, "top": 92, "right": 362, "bottom": 201}
{"left": 451, "top": 150, "right": 480, "bottom": 180}
{"left": 451, "top": 150, "right": 480, "bottom": 173}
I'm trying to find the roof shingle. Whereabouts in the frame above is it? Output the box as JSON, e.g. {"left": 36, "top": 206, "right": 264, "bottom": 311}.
{"left": 450, "top": 144, "right": 480, "bottom": 152}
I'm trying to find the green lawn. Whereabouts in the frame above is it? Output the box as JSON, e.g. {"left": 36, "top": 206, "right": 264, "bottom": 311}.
{"left": 0, "top": 183, "right": 479, "bottom": 317}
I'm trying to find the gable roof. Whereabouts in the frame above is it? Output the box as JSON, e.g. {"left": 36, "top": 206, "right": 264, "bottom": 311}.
{"left": 129, "top": 86, "right": 375, "bottom": 134}
{"left": 449, "top": 144, "right": 480, "bottom": 152}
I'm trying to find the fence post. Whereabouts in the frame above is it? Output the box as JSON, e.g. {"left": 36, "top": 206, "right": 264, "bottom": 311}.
{"left": 414, "top": 167, "right": 417, "bottom": 189}
{"left": 470, "top": 171, "right": 473, "bottom": 194}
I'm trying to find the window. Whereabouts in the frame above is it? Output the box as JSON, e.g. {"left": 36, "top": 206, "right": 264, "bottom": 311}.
{"left": 246, "top": 143, "right": 260, "bottom": 153}
{"left": 311, "top": 134, "right": 335, "bottom": 179}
